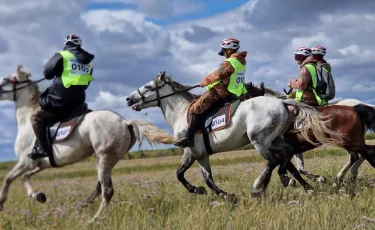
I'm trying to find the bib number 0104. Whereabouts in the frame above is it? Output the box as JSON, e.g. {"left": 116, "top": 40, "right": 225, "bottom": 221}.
{"left": 211, "top": 115, "right": 226, "bottom": 129}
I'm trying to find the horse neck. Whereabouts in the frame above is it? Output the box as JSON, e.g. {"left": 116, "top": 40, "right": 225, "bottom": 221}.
{"left": 264, "top": 88, "right": 283, "bottom": 98}
{"left": 14, "top": 87, "right": 37, "bottom": 130}
{"left": 159, "top": 86, "right": 192, "bottom": 129}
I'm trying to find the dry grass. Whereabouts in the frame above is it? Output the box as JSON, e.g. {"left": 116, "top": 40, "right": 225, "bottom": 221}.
{"left": 1, "top": 142, "right": 375, "bottom": 229}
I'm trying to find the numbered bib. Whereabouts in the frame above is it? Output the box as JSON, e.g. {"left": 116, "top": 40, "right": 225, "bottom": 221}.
{"left": 55, "top": 126, "right": 72, "bottom": 141}
{"left": 69, "top": 58, "right": 91, "bottom": 76}
{"left": 234, "top": 70, "right": 245, "bottom": 88}
{"left": 211, "top": 114, "right": 226, "bottom": 130}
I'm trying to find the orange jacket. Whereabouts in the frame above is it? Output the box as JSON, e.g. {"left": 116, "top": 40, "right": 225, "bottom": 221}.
{"left": 200, "top": 51, "right": 247, "bottom": 98}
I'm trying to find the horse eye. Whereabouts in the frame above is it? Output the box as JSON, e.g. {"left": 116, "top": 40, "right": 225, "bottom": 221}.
{"left": 145, "top": 85, "right": 152, "bottom": 89}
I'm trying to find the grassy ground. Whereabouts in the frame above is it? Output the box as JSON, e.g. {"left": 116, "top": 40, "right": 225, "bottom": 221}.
{"left": 1, "top": 142, "right": 375, "bottom": 229}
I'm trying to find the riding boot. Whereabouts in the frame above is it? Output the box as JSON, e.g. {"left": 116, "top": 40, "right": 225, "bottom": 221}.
{"left": 174, "top": 113, "right": 200, "bottom": 148}
{"left": 27, "top": 122, "right": 50, "bottom": 160}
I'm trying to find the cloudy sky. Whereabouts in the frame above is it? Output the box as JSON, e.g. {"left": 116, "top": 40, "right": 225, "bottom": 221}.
{"left": 0, "top": 0, "right": 374, "bottom": 161}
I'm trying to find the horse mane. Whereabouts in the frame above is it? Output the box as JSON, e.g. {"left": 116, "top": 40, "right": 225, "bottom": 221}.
{"left": 163, "top": 75, "right": 200, "bottom": 100}
{"left": 28, "top": 82, "right": 41, "bottom": 109}
{"left": 263, "top": 87, "right": 285, "bottom": 97}
{"left": 258, "top": 82, "right": 286, "bottom": 98}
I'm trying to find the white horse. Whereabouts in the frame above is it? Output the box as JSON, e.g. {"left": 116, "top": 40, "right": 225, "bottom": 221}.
{"left": 255, "top": 83, "right": 375, "bottom": 184}
{"left": 126, "top": 72, "right": 342, "bottom": 198}
{"left": 0, "top": 65, "right": 175, "bottom": 221}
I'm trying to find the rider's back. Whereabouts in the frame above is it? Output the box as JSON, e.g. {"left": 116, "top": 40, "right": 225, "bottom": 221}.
{"left": 40, "top": 45, "right": 94, "bottom": 113}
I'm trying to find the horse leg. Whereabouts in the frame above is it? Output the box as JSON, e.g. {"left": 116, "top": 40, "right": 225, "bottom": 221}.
{"left": 293, "top": 152, "right": 326, "bottom": 183}
{"left": 336, "top": 151, "right": 358, "bottom": 184}
{"left": 284, "top": 161, "right": 313, "bottom": 191}
{"left": 276, "top": 152, "right": 313, "bottom": 191}
{"left": 0, "top": 161, "right": 32, "bottom": 210}
{"left": 348, "top": 155, "right": 365, "bottom": 183}
{"left": 294, "top": 153, "right": 305, "bottom": 172}
{"left": 270, "top": 137, "right": 313, "bottom": 190}
{"left": 252, "top": 159, "right": 279, "bottom": 197}
{"left": 196, "top": 156, "right": 235, "bottom": 201}
{"left": 176, "top": 151, "right": 206, "bottom": 195}
{"left": 90, "top": 155, "right": 117, "bottom": 222}
{"left": 22, "top": 167, "right": 47, "bottom": 203}
{"left": 82, "top": 181, "right": 102, "bottom": 205}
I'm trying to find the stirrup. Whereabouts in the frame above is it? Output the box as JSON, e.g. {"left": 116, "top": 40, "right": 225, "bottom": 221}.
{"left": 27, "top": 153, "right": 48, "bottom": 160}
{"left": 27, "top": 144, "right": 49, "bottom": 160}
{"left": 174, "top": 138, "right": 195, "bottom": 148}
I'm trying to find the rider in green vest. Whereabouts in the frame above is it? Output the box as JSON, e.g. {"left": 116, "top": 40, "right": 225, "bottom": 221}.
{"left": 28, "top": 34, "right": 95, "bottom": 160}
{"left": 174, "top": 38, "right": 247, "bottom": 148}
{"left": 288, "top": 47, "right": 326, "bottom": 106}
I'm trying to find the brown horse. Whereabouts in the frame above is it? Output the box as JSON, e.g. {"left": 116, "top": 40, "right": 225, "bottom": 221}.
{"left": 246, "top": 82, "right": 375, "bottom": 186}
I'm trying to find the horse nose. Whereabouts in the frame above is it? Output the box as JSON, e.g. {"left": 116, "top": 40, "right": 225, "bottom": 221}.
{"left": 126, "top": 97, "right": 130, "bottom": 102}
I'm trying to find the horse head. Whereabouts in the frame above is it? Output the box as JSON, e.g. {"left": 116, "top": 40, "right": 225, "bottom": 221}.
{"left": 126, "top": 71, "right": 173, "bottom": 111}
{"left": 0, "top": 64, "right": 33, "bottom": 101}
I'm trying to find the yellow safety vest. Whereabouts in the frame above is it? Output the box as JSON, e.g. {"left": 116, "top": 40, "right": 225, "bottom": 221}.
{"left": 58, "top": 50, "right": 93, "bottom": 88}
{"left": 295, "top": 63, "right": 326, "bottom": 105}
{"left": 207, "top": 58, "right": 247, "bottom": 97}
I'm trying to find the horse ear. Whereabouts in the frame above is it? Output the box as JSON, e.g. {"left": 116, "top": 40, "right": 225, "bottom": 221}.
{"left": 16, "top": 64, "right": 24, "bottom": 75}
{"left": 259, "top": 82, "right": 265, "bottom": 90}
{"left": 160, "top": 71, "right": 166, "bottom": 79}
{"left": 17, "top": 64, "right": 31, "bottom": 79}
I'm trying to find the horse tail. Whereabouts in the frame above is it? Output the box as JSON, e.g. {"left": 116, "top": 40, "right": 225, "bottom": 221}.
{"left": 283, "top": 99, "right": 343, "bottom": 146}
{"left": 122, "top": 120, "right": 175, "bottom": 150}
{"left": 353, "top": 104, "right": 375, "bottom": 132}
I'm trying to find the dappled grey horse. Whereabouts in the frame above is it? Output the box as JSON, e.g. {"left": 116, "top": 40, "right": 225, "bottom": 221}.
{"left": 0, "top": 65, "right": 175, "bottom": 222}
{"left": 126, "top": 72, "right": 342, "bottom": 198}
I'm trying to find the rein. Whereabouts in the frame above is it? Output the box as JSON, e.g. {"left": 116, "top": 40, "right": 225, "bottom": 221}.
{"left": 0, "top": 78, "right": 45, "bottom": 101}
{"left": 139, "top": 80, "right": 200, "bottom": 106}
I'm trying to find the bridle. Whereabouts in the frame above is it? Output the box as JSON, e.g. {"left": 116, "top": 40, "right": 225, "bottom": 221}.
{"left": 136, "top": 78, "right": 199, "bottom": 107}
{"left": 0, "top": 77, "right": 45, "bottom": 101}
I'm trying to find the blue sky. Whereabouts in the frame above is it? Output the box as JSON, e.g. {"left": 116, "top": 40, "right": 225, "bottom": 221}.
{"left": 85, "top": 0, "right": 249, "bottom": 25}
{"left": 0, "top": 0, "right": 374, "bottom": 162}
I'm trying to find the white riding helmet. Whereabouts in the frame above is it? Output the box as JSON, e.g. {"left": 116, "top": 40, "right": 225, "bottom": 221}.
{"left": 218, "top": 38, "right": 240, "bottom": 56}
{"left": 294, "top": 47, "right": 311, "bottom": 56}
{"left": 64, "top": 34, "right": 82, "bottom": 46}
{"left": 311, "top": 46, "right": 326, "bottom": 56}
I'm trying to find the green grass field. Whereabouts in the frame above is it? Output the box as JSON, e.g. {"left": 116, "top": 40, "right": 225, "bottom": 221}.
{"left": 1, "top": 141, "right": 375, "bottom": 230}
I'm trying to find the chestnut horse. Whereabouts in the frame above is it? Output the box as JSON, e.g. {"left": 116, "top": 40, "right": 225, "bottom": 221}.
{"left": 245, "top": 82, "right": 375, "bottom": 185}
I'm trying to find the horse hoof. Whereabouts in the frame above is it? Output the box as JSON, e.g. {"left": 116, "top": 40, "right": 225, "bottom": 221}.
{"left": 317, "top": 176, "right": 327, "bottom": 183}
{"left": 222, "top": 193, "right": 238, "bottom": 204}
{"left": 306, "top": 189, "right": 314, "bottom": 195}
{"left": 194, "top": 187, "right": 207, "bottom": 195}
{"left": 280, "top": 175, "right": 291, "bottom": 187}
{"left": 36, "top": 193, "right": 47, "bottom": 203}
{"left": 288, "top": 179, "right": 297, "bottom": 187}
{"left": 251, "top": 188, "right": 263, "bottom": 198}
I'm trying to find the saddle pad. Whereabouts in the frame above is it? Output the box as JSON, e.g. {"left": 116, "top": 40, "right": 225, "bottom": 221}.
{"left": 49, "top": 116, "right": 83, "bottom": 143}
{"left": 186, "top": 100, "right": 241, "bottom": 133}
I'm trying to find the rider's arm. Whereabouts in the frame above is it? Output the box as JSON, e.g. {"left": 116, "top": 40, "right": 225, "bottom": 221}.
{"left": 288, "top": 66, "right": 311, "bottom": 90}
{"left": 199, "top": 61, "right": 234, "bottom": 87}
{"left": 43, "top": 53, "right": 64, "bottom": 80}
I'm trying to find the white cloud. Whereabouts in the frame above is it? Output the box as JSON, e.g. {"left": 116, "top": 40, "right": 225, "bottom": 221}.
{"left": 88, "top": 91, "right": 128, "bottom": 110}
{"left": 91, "top": 0, "right": 205, "bottom": 18}
{"left": 0, "top": 0, "right": 375, "bottom": 161}
{"left": 352, "top": 84, "right": 375, "bottom": 93}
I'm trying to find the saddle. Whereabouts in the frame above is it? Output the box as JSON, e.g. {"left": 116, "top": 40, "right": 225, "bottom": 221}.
{"left": 186, "top": 95, "right": 241, "bottom": 133}
{"left": 186, "top": 95, "right": 241, "bottom": 154}
{"left": 42, "top": 103, "right": 92, "bottom": 167}
{"left": 47, "top": 103, "right": 92, "bottom": 144}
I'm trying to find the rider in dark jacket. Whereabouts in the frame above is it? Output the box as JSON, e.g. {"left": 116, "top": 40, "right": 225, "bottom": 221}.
{"left": 28, "top": 34, "right": 95, "bottom": 160}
